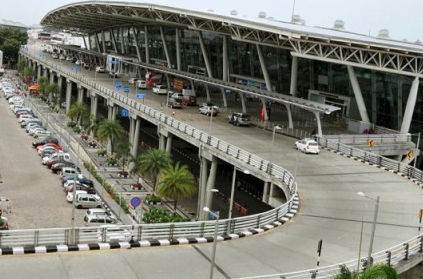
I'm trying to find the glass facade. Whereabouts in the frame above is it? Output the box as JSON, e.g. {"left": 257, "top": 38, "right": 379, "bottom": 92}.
{"left": 89, "top": 25, "right": 423, "bottom": 134}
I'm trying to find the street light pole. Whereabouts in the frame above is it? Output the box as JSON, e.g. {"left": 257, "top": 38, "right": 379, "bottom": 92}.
{"left": 203, "top": 206, "right": 219, "bottom": 279}
{"left": 228, "top": 166, "right": 250, "bottom": 220}
{"left": 269, "top": 125, "right": 281, "bottom": 173}
{"left": 357, "top": 192, "right": 380, "bottom": 267}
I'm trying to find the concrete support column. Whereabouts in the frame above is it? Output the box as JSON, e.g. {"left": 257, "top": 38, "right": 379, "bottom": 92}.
{"left": 240, "top": 93, "right": 247, "bottom": 113}
{"left": 256, "top": 44, "right": 272, "bottom": 92}
{"left": 110, "top": 29, "right": 118, "bottom": 53}
{"left": 65, "top": 80, "right": 72, "bottom": 114}
{"left": 198, "top": 31, "right": 213, "bottom": 78}
{"left": 204, "top": 156, "right": 218, "bottom": 219}
{"left": 77, "top": 86, "right": 84, "bottom": 103}
{"left": 101, "top": 31, "right": 107, "bottom": 54}
{"left": 82, "top": 36, "right": 88, "bottom": 50}
{"left": 400, "top": 77, "right": 419, "bottom": 134}
{"left": 205, "top": 84, "right": 210, "bottom": 101}
{"left": 160, "top": 26, "right": 171, "bottom": 68}
{"left": 132, "top": 118, "right": 140, "bottom": 157}
{"left": 222, "top": 35, "right": 229, "bottom": 82}
{"left": 397, "top": 77, "right": 404, "bottom": 129}
{"left": 198, "top": 156, "right": 209, "bottom": 220}
{"left": 129, "top": 117, "right": 135, "bottom": 146}
{"left": 220, "top": 88, "right": 228, "bottom": 109}
{"left": 90, "top": 93, "right": 98, "bottom": 119}
{"left": 94, "top": 33, "right": 101, "bottom": 53}
{"left": 165, "top": 134, "right": 172, "bottom": 153}
{"left": 144, "top": 26, "right": 150, "bottom": 64}
{"left": 112, "top": 106, "right": 117, "bottom": 121}
{"left": 58, "top": 76, "right": 63, "bottom": 108}
{"left": 159, "top": 134, "right": 166, "bottom": 150}
{"left": 347, "top": 65, "right": 370, "bottom": 123}
{"left": 37, "top": 65, "right": 42, "bottom": 79}
{"left": 175, "top": 28, "right": 181, "bottom": 71}
{"left": 371, "top": 72, "right": 377, "bottom": 123}
{"left": 108, "top": 105, "right": 113, "bottom": 120}
{"left": 132, "top": 27, "right": 142, "bottom": 62}
{"left": 284, "top": 104, "right": 294, "bottom": 129}
{"left": 262, "top": 181, "right": 270, "bottom": 203}
{"left": 269, "top": 181, "right": 275, "bottom": 204}
{"left": 290, "top": 56, "right": 298, "bottom": 96}
{"left": 120, "top": 27, "right": 125, "bottom": 54}
{"left": 312, "top": 111, "right": 323, "bottom": 137}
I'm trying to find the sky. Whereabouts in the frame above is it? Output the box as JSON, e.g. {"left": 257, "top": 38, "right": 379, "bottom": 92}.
{"left": 1, "top": 0, "right": 421, "bottom": 42}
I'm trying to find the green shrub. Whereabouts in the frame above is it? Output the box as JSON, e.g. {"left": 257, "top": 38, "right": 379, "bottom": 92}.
{"left": 97, "top": 149, "right": 107, "bottom": 156}
{"left": 106, "top": 157, "right": 118, "bottom": 165}
{"left": 67, "top": 121, "right": 76, "bottom": 128}
{"left": 143, "top": 209, "right": 191, "bottom": 223}
{"left": 73, "top": 126, "right": 81, "bottom": 133}
{"left": 146, "top": 195, "right": 162, "bottom": 203}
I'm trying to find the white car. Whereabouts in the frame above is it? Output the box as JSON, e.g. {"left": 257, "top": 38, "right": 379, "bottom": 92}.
{"left": 95, "top": 66, "right": 105, "bottom": 73}
{"left": 294, "top": 138, "right": 320, "bottom": 154}
{"left": 152, "top": 85, "right": 167, "bottom": 95}
{"left": 75, "top": 59, "right": 83, "bottom": 65}
{"left": 33, "top": 130, "right": 51, "bottom": 138}
{"left": 18, "top": 115, "right": 35, "bottom": 123}
{"left": 199, "top": 105, "right": 218, "bottom": 116}
{"left": 85, "top": 208, "right": 117, "bottom": 222}
{"left": 67, "top": 190, "right": 87, "bottom": 203}
{"left": 97, "top": 225, "right": 131, "bottom": 242}
{"left": 28, "top": 127, "right": 46, "bottom": 136}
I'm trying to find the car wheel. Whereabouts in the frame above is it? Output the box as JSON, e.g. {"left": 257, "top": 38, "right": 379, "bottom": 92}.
{"left": 303, "top": 148, "right": 307, "bottom": 154}
{"left": 77, "top": 205, "right": 82, "bottom": 209}
{"left": 97, "top": 205, "right": 102, "bottom": 208}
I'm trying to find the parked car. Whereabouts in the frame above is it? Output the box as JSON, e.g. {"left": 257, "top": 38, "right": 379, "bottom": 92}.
{"left": 51, "top": 161, "right": 78, "bottom": 174}
{"left": 97, "top": 225, "right": 131, "bottom": 242}
{"left": 37, "top": 142, "right": 62, "bottom": 153}
{"left": 62, "top": 174, "right": 94, "bottom": 187}
{"left": 33, "top": 130, "right": 51, "bottom": 138}
{"left": 200, "top": 102, "right": 219, "bottom": 112}
{"left": 42, "top": 152, "right": 71, "bottom": 165}
{"left": 85, "top": 208, "right": 117, "bottom": 222}
{"left": 167, "top": 97, "right": 183, "bottom": 108}
{"left": 294, "top": 138, "right": 320, "bottom": 154}
{"left": 108, "top": 71, "right": 120, "bottom": 78}
{"left": 128, "top": 77, "right": 138, "bottom": 84}
{"left": 67, "top": 190, "right": 87, "bottom": 203}
{"left": 199, "top": 105, "right": 218, "bottom": 116}
{"left": 74, "top": 193, "right": 102, "bottom": 209}
{"left": 40, "top": 148, "right": 58, "bottom": 159}
{"left": 65, "top": 184, "right": 96, "bottom": 195}
{"left": 227, "top": 112, "right": 251, "bottom": 126}
{"left": 152, "top": 85, "right": 167, "bottom": 95}
{"left": 95, "top": 66, "right": 105, "bottom": 73}
{"left": 32, "top": 137, "right": 58, "bottom": 148}
{"left": 83, "top": 215, "right": 118, "bottom": 227}
{"left": 136, "top": 79, "right": 148, "bottom": 89}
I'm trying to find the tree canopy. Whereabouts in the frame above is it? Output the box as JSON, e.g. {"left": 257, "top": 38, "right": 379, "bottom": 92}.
{"left": 0, "top": 28, "right": 28, "bottom": 67}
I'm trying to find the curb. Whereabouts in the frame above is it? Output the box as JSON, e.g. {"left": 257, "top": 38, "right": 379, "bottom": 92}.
{"left": 0, "top": 195, "right": 299, "bottom": 256}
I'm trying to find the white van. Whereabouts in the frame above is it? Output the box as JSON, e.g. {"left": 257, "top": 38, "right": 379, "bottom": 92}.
{"left": 60, "top": 167, "right": 78, "bottom": 177}
{"left": 74, "top": 193, "right": 102, "bottom": 209}
{"left": 136, "top": 79, "right": 148, "bottom": 89}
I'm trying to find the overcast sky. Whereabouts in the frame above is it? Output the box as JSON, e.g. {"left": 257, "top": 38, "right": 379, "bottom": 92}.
{"left": 1, "top": 0, "right": 421, "bottom": 42}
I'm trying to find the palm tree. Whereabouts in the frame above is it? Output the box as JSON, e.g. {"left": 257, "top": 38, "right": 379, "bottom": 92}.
{"left": 96, "top": 119, "right": 124, "bottom": 154}
{"left": 46, "top": 83, "right": 60, "bottom": 106}
{"left": 67, "top": 102, "right": 88, "bottom": 125}
{"left": 23, "top": 66, "right": 35, "bottom": 82}
{"left": 115, "top": 141, "right": 131, "bottom": 172}
{"left": 157, "top": 162, "right": 196, "bottom": 214}
{"left": 37, "top": 76, "right": 49, "bottom": 99}
{"left": 138, "top": 148, "right": 172, "bottom": 194}
{"left": 83, "top": 114, "right": 103, "bottom": 138}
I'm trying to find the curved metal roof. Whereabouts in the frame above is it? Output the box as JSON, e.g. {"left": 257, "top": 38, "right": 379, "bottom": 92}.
{"left": 41, "top": 1, "right": 423, "bottom": 57}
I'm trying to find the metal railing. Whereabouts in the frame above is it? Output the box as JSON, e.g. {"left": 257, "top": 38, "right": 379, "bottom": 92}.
{"left": 322, "top": 133, "right": 413, "bottom": 145}
{"left": 234, "top": 234, "right": 423, "bottom": 279}
{"left": 320, "top": 138, "right": 423, "bottom": 182}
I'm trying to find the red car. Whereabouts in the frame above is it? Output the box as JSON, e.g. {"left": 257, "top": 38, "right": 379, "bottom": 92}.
{"left": 36, "top": 143, "right": 63, "bottom": 152}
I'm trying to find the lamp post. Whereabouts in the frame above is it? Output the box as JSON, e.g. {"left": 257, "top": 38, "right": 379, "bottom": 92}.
{"left": 203, "top": 206, "right": 220, "bottom": 279}
{"left": 269, "top": 125, "right": 281, "bottom": 174}
{"left": 228, "top": 166, "right": 250, "bottom": 220}
{"left": 71, "top": 143, "right": 80, "bottom": 229}
{"left": 357, "top": 191, "right": 380, "bottom": 267}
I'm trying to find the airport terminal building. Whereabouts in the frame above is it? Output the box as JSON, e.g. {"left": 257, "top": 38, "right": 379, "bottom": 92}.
{"left": 39, "top": 2, "right": 423, "bottom": 140}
